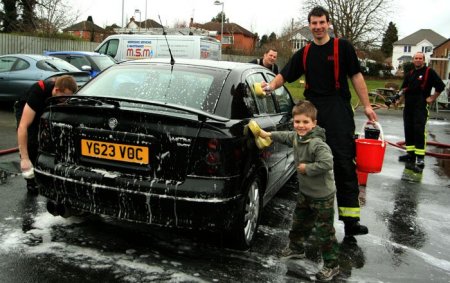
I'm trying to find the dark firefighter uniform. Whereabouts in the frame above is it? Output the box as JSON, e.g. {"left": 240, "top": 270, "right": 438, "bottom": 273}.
{"left": 280, "top": 38, "right": 364, "bottom": 233}
{"left": 401, "top": 66, "right": 445, "bottom": 160}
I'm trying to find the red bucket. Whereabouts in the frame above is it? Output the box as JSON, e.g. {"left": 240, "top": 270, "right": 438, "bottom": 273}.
{"left": 356, "top": 122, "right": 386, "bottom": 173}
{"left": 357, "top": 170, "right": 368, "bottom": 186}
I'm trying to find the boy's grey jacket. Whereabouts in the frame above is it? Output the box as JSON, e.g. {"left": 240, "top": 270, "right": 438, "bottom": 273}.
{"left": 271, "top": 126, "right": 336, "bottom": 198}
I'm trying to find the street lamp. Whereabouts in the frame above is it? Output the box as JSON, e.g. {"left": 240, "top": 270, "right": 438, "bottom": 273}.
{"left": 135, "top": 9, "right": 141, "bottom": 32}
{"left": 213, "top": 0, "right": 224, "bottom": 48}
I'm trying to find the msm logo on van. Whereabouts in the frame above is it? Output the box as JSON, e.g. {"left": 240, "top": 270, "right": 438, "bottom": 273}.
{"left": 126, "top": 42, "right": 154, "bottom": 58}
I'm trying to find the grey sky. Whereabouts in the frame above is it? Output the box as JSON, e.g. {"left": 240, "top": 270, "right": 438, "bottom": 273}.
{"left": 71, "top": 0, "right": 449, "bottom": 39}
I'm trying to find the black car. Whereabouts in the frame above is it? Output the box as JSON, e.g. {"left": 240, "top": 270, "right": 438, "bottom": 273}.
{"left": 35, "top": 58, "right": 296, "bottom": 249}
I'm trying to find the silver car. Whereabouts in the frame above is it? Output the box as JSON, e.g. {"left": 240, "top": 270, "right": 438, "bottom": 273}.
{"left": 0, "top": 54, "right": 91, "bottom": 102}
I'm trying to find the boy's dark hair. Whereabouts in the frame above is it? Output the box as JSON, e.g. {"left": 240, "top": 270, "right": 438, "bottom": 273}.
{"left": 292, "top": 100, "right": 317, "bottom": 120}
{"left": 55, "top": 75, "right": 78, "bottom": 93}
{"left": 308, "top": 6, "right": 330, "bottom": 23}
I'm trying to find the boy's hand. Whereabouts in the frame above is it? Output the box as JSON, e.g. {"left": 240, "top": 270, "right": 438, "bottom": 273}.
{"left": 259, "top": 129, "right": 270, "bottom": 138}
{"left": 297, "top": 163, "right": 306, "bottom": 174}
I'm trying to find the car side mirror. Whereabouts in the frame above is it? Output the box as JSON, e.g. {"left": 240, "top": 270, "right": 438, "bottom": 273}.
{"left": 80, "top": 65, "right": 92, "bottom": 72}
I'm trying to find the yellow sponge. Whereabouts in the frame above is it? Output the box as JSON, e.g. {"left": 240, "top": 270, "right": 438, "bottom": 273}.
{"left": 248, "top": 120, "right": 261, "bottom": 136}
{"left": 248, "top": 120, "right": 272, "bottom": 149}
{"left": 253, "top": 83, "right": 265, "bottom": 96}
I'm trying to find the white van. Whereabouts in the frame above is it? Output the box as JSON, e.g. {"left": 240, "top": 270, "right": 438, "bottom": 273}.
{"left": 95, "top": 34, "right": 221, "bottom": 61}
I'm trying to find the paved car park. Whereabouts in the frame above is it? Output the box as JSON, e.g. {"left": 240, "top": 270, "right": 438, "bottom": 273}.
{"left": 0, "top": 103, "right": 449, "bottom": 282}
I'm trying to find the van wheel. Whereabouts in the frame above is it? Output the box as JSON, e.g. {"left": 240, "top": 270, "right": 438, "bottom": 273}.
{"left": 230, "top": 176, "right": 262, "bottom": 250}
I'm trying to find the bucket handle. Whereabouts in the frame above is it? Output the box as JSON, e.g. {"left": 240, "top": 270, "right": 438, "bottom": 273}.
{"left": 360, "top": 121, "right": 385, "bottom": 144}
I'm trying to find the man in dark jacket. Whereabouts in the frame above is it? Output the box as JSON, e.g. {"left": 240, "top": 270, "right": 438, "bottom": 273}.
{"left": 249, "top": 48, "right": 279, "bottom": 74}
{"left": 398, "top": 52, "right": 445, "bottom": 172}
{"left": 261, "top": 6, "right": 377, "bottom": 238}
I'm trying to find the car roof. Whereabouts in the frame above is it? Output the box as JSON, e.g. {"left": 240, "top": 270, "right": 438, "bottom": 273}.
{"left": 0, "top": 54, "right": 65, "bottom": 61}
{"left": 44, "top": 51, "right": 105, "bottom": 56}
{"left": 120, "top": 58, "right": 258, "bottom": 71}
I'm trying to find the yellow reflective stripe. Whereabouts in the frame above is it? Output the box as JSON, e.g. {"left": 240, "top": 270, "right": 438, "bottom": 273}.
{"left": 415, "top": 149, "right": 426, "bottom": 156}
{"left": 405, "top": 145, "right": 415, "bottom": 151}
{"left": 339, "top": 207, "right": 360, "bottom": 218}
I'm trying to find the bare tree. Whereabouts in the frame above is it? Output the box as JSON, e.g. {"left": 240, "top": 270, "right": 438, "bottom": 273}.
{"left": 35, "top": 0, "right": 80, "bottom": 35}
{"left": 301, "top": 0, "right": 392, "bottom": 49}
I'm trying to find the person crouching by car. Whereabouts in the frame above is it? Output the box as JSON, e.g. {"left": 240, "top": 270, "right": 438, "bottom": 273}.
{"left": 16, "top": 75, "right": 77, "bottom": 195}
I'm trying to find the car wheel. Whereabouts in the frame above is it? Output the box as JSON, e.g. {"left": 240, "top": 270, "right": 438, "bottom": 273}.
{"left": 230, "top": 175, "right": 262, "bottom": 250}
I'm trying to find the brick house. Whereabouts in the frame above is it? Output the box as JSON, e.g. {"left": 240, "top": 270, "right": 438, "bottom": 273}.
{"left": 63, "top": 17, "right": 109, "bottom": 43}
{"left": 429, "top": 38, "right": 450, "bottom": 80}
{"left": 190, "top": 18, "right": 256, "bottom": 55}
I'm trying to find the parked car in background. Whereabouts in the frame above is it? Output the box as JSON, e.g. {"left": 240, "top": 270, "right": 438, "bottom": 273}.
{"left": 35, "top": 58, "right": 296, "bottom": 249}
{"left": 0, "top": 54, "right": 91, "bottom": 102}
{"left": 44, "top": 51, "right": 116, "bottom": 77}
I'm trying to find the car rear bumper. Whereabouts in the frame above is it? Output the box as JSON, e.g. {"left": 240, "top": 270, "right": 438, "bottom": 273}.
{"left": 35, "top": 154, "right": 243, "bottom": 231}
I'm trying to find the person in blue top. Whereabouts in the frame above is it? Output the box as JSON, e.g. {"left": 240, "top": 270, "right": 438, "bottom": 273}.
{"left": 261, "top": 6, "right": 377, "bottom": 238}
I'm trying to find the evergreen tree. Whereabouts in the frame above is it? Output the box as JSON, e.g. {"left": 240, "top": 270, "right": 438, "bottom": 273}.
{"left": 268, "top": 32, "right": 277, "bottom": 42}
{"left": 211, "top": 11, "right": 228, "bottom": 23}
{"left": 19, "top": 0, "right": 37, "bottom": 32}
{"left": 259, "top": 34, "right": 268, "bottom": 47}
{"left": 381, "top": 22, "right": 398, "bottom": 58}
{"left": 1, "top": 0, "right": 19, "bottom": 32}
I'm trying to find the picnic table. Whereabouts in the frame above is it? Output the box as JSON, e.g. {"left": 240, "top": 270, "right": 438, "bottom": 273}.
{"left": 368, "top": 88, "right": 397, "bottom": 104}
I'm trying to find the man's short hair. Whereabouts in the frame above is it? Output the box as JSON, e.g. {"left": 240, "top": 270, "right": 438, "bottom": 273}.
{"left": 308, "top": 6, "right": 330, "bottom": 23}
{"left": 265, "top": 47, "right": 277, "bottom": 54}
{"left": 55, "top": 75, "right": 78, "bottom": 93}
{"left": 292, "top": 100, "right": 317, "bottom": 120}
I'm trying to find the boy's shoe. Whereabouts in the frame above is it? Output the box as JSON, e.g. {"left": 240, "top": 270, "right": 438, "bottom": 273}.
{"left": 398, "top": 153, "right": 415, "bottom": 163}
{"left": 344, "top": 221, "right": 368, "bottom": 236}
{"left": 280, "top": 245, "right": 306, "bottom": 259}
{"left": 316, "top": 265, "right": 339, "bottom": 281}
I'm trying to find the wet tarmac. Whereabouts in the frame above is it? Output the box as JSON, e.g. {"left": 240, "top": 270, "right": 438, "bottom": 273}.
{"left": 0, "top": 107, "right": 449, "bottom": 282}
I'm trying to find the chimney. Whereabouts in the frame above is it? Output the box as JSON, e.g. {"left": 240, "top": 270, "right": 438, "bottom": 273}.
{"left": 189, "top": 18, "right": 193, "bottom": 28}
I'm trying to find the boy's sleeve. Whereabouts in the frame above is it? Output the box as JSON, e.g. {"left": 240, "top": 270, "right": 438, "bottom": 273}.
{"left": 271, "top": 131, "right": 295, "bottom": 147}
{"left": 304, "top": 141, "right": 334, "bottom": 176}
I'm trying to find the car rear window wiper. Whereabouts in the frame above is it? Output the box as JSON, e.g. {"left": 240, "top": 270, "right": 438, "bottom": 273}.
{"left": 44, "top": 61, "right": 60, "bottom": 71}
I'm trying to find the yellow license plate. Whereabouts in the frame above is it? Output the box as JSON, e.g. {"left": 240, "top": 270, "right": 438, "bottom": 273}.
{"left": 81, "top": 139, "right": 149, "bottom": 165}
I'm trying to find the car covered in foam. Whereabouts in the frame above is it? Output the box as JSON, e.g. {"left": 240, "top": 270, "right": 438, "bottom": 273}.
{"left": 35, "top": 58, "right": 296, "bottom": 249}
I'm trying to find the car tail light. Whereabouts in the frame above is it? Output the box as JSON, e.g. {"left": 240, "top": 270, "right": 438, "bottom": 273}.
{"left": 205, "top": 138, "right": 221, "bottom": 174}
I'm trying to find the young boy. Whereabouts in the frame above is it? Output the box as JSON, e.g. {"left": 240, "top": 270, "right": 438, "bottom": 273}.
{"left": 256, "top": 100, "right": 339, "bottom": 281}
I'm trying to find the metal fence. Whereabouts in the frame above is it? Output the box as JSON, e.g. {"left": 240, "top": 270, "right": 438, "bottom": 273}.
{"left": 0, "top": 34, "right": 98, "bottom": 55}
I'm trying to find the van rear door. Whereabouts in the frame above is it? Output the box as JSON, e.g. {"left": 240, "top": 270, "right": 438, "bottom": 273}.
{"left": 200, "top": 37, "right": 221, "bottom": 60}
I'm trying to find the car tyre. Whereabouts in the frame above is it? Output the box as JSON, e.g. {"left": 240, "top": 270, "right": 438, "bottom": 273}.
{"left": 230, "top": 175, "right": 262, "bottom": 250}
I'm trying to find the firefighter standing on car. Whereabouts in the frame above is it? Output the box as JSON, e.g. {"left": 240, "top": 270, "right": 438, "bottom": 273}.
{"left": 262, "top": 6, "right": 377, "bottom": 237}
{"left": 397, "top": 52, "right": 445, "bottom": 172}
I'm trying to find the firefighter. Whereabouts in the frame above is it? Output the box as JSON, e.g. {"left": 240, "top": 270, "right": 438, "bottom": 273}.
{"left": 261, "top": 6, "right": 377, "bottom": 237}
{"left": 397, "top": 52, "right": 445, "bottom": 172}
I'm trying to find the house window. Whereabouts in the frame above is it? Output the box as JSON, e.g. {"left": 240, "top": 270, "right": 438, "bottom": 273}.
{"left": 403, "top": 45, "right": 411, "bottom": 53}
{"left": 422, "top": 46, "right": 432, "bottom": 53}
{"left": 222, "top": 36, "right": 233, "bottom": 44}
